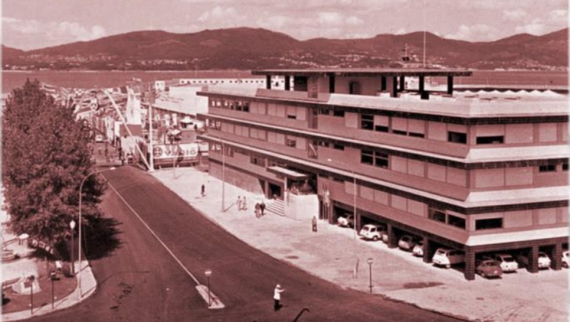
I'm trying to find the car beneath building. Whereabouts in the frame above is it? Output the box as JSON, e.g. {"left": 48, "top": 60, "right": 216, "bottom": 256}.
{"left": 493, "top": 254, "right": 518, "bottom": 273}
{"left": 432, "top": 248, "right": 465, "bottom": 269}
{"left": 412, "top": 240, "right": 424, "bottom": 257}
{"left": 516, "top": 252, "right": 552, "bottom": 269}
{"left": 476, "top": 259, "right": 503, "bottom": 278}
{"left": 398, "top": 235, "right": 418, "bottom": 251}
{"left": 337, "top": 215, "right": 354, "bottom": 228}
{"left": 358, "top": 224, "right": 386, "bottom": 241}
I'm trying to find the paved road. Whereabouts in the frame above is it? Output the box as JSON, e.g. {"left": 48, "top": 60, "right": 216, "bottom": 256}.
{"left": 30, "top": 166, "right": 463, "bottom": 321}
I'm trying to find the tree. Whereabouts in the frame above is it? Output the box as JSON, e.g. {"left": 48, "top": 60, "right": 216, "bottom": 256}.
{"left": 2, "top": 79, "right": 105, "bottom": 250}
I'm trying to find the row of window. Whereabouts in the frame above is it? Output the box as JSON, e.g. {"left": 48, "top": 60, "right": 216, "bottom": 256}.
{"left": 539, "top": 163, "right": 568, "bottom": 172}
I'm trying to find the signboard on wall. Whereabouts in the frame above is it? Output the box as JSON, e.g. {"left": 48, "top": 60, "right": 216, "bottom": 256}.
{"left": 152, "top": 143, "right": 199, "bottom": 164}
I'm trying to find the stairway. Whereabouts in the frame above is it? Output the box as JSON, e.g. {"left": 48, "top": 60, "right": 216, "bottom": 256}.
{"left": 265, "top": 199, "right": 285, "bottom": 217}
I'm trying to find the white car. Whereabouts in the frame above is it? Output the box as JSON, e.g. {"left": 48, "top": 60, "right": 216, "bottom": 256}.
{"left": 412, "top": 241, "right": 424, "bottom": 257}
{"left": 493, "top": 254, "right": 519, "bottom": 273}
{"left": 358, "top": 224, "right": 386, "bottom": 241}
{"left": 337, "top": 215, "right": 354, "bottom": 227}
{"left": 562, "top": 251, "right": 569, "bottom": 268}
{"left": 432, "top": 248, "right": 465, "bottom": 269}
{"left": 398, "top": 235, "right": 418, "bottom": 251}
{"left": 516, "top": 252, "right": 551, "bottom": 269}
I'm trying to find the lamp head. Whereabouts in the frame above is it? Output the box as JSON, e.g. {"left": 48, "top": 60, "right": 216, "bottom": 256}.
{"left": 70, "top": 220, "right": 76, "bottom": 229}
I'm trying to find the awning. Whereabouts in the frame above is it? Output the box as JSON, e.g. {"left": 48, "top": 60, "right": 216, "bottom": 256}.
{"left": 267, "top": 166, "right": 308, "bottom": 180}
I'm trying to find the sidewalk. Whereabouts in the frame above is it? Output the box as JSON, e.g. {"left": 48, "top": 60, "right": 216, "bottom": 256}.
{"left": 2, "top": 260, "right": 97, "bottom": 321}
{"left": 153, "top": 167, "right": 569, "bottom": 322}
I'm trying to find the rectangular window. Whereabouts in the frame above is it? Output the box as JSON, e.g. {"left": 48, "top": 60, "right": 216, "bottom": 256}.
{"left": 361, "top": 114, "right": 374, "bottom": 130}
{"left": 539, "top": 164, "right": 556, "bottom": 172}
{"left": 393, "top": 130, "right": 407, "bottom": 136}
{"left": 287, "top": 115, "right": 297, "bottom": 119}
{"left": 409, "top": 132, "right": 425, "bottom": 138}
{"left": 361, "top": 150, "right": 374, "bottom": 165}
{"left": 428, "top": 208, "right": 446, "bottom": 223}
{"left": 448, "top": 215, "right": 466, "bottom": 229}
{"left": 319, "top": 108, "right": 330, "bottom": 115}
{"left": 250, "top": 155, "right": 266, "bottom": 167}
{"left": 563, "top": 163, "right": 568, "bottom": 171}
{"left": 317, "top": 141, "right": 330, "bottom": 148}
{"left": 285, "top": 137, "right": 297, "bottom": 148}
{"left": 333, "top": 144, "right": 344, "bottom": 150}
{"left": 374, "top": 152, "right": 389, "bottom": 168}
{"left": 475, "top": 218, "right": 503, "bottom": 230}
{"left": 224, "top": 147, "right": 234, "bottom": 157}
{"left": 243, "top": 102, "right": 250, "bottom": 112}
{"left": 476, "top": 136, "right": 504, "bottom": 145}
{"left": 448, "top": 131, "right": 467, "bottom": 144}
{"left": 333, "top": 110, "right": 345, "bottom": 117}
{"left": 375, "top": 125, "right": 389, "bottom": 132}
{"left": 332, "top": 177, "right": 344, "bottom": 183}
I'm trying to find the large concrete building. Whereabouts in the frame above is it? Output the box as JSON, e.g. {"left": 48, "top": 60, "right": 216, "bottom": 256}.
{"left": 197, "top": 69, "right": 568, "bottom": 280}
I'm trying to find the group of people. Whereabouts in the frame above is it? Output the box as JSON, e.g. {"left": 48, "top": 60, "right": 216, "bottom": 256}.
{"left": 236, "top": 195, "right": 248, "bottom": 210}
{"left": 255, "top": 201, "right": 266, "bottom": 218}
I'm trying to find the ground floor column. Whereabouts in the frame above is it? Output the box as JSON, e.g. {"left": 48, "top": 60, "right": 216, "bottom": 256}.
{"left": 528, "top": 245, "right": 539, "bottom": 273}
{"left": 422, "top": 237, "right": 435, "bottom": 263}
{"left": 464, "top": 248, "right": 476, "bottom": 281}
{"left": 387, "top": 224, "right": 397, "bottom": 249}
{"left": 551, "top": 243, "right": 563, "bottom": 270}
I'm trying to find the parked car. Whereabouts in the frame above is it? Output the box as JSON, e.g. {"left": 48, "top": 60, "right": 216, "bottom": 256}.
{"left": 516, "top": 252, "right": 551, "bottom": 269}
{"left": 476, "top": 259, "right": 503, "bottom": 278}
{"left": 412, "top": 240, "right": 424, "bottom": 257}
{"left": 562, "top": 251, "right": 569, "bottom": 268}
{"left": 493, "top": 254, "right": 519, "bottom": 273}
{"left": 432, "top": 248, "right": 465, "bottom": 268}
{"left": 359, "top": 224, "right": 386, "bottom": 241}
{"left": 398, "top": 235, "right": 418, "bottom": 251}
{"left": 95, "top": 134, "right": 104, "bottom": 143}
{"left": 337, "top": 215, "right": 354, "bottom": 227}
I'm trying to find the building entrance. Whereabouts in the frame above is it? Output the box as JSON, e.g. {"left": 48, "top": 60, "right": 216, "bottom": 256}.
{"left": 268, "top": 183, "right": 283, "bottom": 200}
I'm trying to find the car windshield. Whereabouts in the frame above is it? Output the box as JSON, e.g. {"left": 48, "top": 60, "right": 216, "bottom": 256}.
{"left": 503, "top": 256, "right": 515, "bottom": 262}
{"left": 436, "top": 249, "right": 447, "bottom": 255}
{"left": 362, "top": 226, "right": 370, "bottom": 232}
{"left": 538, "top": 254, "right": 548, "bottom": 259}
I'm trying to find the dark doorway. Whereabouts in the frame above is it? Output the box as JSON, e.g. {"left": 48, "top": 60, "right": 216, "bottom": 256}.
{"left": 268, "top": 183, "right": 283, "bottom": 200}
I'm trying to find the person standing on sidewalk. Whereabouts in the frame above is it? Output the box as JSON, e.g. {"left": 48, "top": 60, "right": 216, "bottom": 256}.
{"left": 201, "top": 184, "right": 205, "bottom": 197}
{"left": 273, "top": 284, "right": 285, "bottom": 311}
{"left": 312, "top": 216, "right": 318, "bottom": 232}
{"left": 242, "top": 196, "right": 247, "bottom": 210}
{"left": 255, "top": 203, "right": 261, "bottom": 218}
{"left": 260, "top": 201, "right": 265, "bottom": 216}
{"left": 237, "top": 196, "right": 242, "bottom": 210}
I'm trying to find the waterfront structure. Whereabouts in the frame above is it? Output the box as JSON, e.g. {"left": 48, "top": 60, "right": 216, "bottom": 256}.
{"left": 196, "top": 68, "right": 568, "bottom": 280}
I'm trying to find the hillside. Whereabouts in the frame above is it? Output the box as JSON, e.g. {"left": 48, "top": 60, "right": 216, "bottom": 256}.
{"left": 2, "top": 27, "right": 567, "bottom": 70}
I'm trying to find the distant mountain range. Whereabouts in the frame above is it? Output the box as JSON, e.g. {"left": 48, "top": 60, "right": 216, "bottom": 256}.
{"left": 2, "top": 27, "right": 568, "bottom": 71}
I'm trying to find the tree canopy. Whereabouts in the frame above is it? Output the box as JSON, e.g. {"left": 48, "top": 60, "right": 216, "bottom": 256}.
{"left": 2, "top": 79, "right": 105, "bottom": 247}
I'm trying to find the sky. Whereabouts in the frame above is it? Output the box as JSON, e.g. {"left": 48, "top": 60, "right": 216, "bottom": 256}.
{"left": 2, "top": 0, "right": 568, "bottom": 50}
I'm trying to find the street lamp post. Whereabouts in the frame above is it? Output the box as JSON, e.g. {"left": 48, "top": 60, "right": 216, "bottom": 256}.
{"left": 78, "top": 167, "right": 115, "bottom": 298}
{"left": 367, "top": 258, "right": 374, "bottom": 294}
{"left": 28, "top": 275, "right": 35, "bottom": 315}
{"left": 204, "top": 269, "right": 212, "bottom": 307}
{"left": 50, "top": 271, "right": 56, "bottom": 309}
{"left": 221, "top": 142, "right": 225, "bottom": 213}
{"left": 70, "top": 220, "right": 76, "bottom": 275}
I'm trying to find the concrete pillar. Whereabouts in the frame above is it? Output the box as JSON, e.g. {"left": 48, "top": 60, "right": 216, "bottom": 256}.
{"left": 551, "top": 243, "right": 563, "bottom": 270}
{"left": 387, "top": 224, "right": 397, "bottom": 249}
{"left": 355, "top": 212, "right": 361, "bottom": 232}
{"left": 399, "top": 76, "right": 406, "bottom": 91}
{"left": 329, "top": 76, "right": 335, "bottom": 93}
{"left": 447, "top": 76, "right": 453, "bottom": 95}
{"left": 285, "top": 76, "right": 291, "bottom": 91}
{"left": 419, "top": 76, "right": 425, "bottom": 93}
{"left": 422, "top": 237, "right": 435, "bottom": 263}
{"left": 390, "top": 77, "right": 398, "bottom": 97}
{"left": 381, "top": 76, "right": 387, "bottom": 91}
{"left": 528, "top": 245, "right": 539, "bottom": 273}
{"left": 266, "top": 75, "right": 271, "bottom": 90}
{"left": 464, "top": 248, "right": 476, "bottom": 281}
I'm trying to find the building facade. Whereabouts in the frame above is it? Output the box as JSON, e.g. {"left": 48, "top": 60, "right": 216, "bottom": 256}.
{"left": 197, "top": 69, "right": 568, "bottom": 280}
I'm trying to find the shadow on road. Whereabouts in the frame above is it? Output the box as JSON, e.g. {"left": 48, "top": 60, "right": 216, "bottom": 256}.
{"left": 82, "top": 215, "right": 123, "bottom": 260}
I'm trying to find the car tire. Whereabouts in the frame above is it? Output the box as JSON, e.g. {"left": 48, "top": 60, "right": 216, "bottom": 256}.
{"left": 563, "top": 262, "right": 568, "bottom": 268}
{"left": 372, "top": 236, "right": 378, "bottom": 241}
{"left": 445, "top": 264, "right": 451, "bottom": 269}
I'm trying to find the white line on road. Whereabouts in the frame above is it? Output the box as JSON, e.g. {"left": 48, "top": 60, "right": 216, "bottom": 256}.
{"left": 107, "top": 182, "right": 201, "bottom": 285}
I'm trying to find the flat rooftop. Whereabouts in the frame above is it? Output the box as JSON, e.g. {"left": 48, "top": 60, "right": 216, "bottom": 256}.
{"left": 252, "top": 68, "right": 473, "bottom": 78}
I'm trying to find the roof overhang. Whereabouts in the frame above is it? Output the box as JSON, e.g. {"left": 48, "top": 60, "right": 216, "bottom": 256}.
{"left": 267, "top": 166, "right": 308, "bottom": 180}
{"left": 252, "top": 68, "right": 473, "bottom": 78}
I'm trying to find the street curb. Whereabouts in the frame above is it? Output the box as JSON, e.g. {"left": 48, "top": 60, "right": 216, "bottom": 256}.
{"left": 2, "top": 260, "right": 98, "bottom": 321}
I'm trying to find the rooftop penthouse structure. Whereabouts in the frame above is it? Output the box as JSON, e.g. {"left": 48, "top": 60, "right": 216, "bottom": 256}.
{"left": 196, "top": 68, "right": 568, "bottom": 280}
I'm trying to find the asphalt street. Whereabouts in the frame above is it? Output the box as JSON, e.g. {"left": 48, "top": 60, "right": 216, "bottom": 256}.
{"left": 29, "top": 166, "right": 464, "bottom": 321}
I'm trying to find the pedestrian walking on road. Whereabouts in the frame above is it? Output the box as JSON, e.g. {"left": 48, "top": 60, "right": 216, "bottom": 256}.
{"left": 242, "top": 196, "right": 247, "bottom": 210}
{"left": 260, "top": 201, "right": 265, "bottom": 216}
{"left": 273, "top": 284, "right": 285, "bottom": 311}
{"left": 201, "top": 184, "right": 205, "bottom": 197}
{"left": 255, "top": 203, "right": 261, "bottom": 218}
{"left": 312, "top": 216, "right": 318, "bottom": 232}
{"left": 237, "top": 196, "right": 242, "bottom": 210}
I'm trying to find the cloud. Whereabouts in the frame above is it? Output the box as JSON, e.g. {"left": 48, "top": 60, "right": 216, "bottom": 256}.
{"left": 515, "top": 19, "right": 547, "bottom": 35}
{"left": 198, "top": 6, "right": 246, "bottom": 26}
{"left": 3, "top": 17, "right": 106, "bottom": 49}
{"left": 446, "top": 24, "right": 500, "bottom": 41}
{"left": 503, "top": 9, "right": 528, "bottom": 21}
{"left": 548, "top": 9, "right": 568, "bottom": 24}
